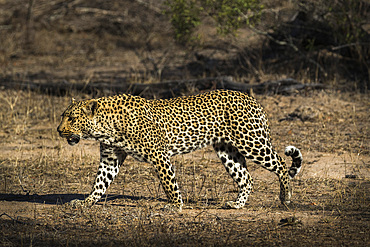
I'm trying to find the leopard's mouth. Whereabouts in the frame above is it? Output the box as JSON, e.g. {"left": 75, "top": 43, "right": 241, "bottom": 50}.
{"left": 67, "top": 135, "right": 80, "bottom": 146}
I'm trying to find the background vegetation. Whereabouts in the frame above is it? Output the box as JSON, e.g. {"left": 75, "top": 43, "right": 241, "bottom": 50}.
{"left": 0, "top": 0, "right": 369, "bottom": 91}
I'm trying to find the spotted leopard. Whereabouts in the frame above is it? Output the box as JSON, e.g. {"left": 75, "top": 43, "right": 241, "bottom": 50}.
{"left": 57, "top": 90, "right": 303, "bottom": 211}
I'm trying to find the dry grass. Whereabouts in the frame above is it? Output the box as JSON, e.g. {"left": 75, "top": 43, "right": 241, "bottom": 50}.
{"left": 0, "top": 88, "right": 369, "bottom": 246}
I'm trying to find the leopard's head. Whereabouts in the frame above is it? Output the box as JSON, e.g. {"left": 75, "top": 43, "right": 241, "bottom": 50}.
{"left": 57, "top": 99, "right": 100, "bottom": 145}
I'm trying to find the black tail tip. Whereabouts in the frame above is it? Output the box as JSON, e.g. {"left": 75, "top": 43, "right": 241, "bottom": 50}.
{"left": 285, "top": 146, "right": 301, "bottom": 158}
{"left": 285, "top": 146, "right": 303, "bottom": 179}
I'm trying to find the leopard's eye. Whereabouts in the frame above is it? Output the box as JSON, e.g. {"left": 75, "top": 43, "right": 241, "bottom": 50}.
{"left": 68, "top": 116, "right": 73, "bottom": 122}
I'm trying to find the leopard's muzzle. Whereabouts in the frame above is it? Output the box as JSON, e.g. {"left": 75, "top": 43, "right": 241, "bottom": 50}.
{"left": 66, "top": 134, "right": 80, "bottom": 145}
{"left": 58, "top": 130, "right": 80, "bottom": 146}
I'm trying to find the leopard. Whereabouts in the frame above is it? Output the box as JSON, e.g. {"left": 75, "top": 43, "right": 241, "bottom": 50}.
{"left": 57, "top": 90, "right": 303, "bottom": 211}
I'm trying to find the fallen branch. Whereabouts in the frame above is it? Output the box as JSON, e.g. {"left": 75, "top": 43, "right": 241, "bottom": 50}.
{"left": 0, "top": 76, "right": 329, "bottom": 98}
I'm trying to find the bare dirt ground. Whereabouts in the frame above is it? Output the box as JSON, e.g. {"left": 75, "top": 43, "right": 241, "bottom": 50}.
{"left": 0, "top": 89, "right": 369, "bottom": 246}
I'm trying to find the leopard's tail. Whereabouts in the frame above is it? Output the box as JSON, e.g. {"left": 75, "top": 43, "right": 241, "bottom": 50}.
{"left": 284, "top": 146, "right": 303, "bottom": 179}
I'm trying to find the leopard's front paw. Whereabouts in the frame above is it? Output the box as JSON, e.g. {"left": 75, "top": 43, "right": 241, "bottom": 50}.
{"left": 68, "top": 199, "right": 85, "bottom": 208}
{"left": 66, "top": 199, "right": 93, "bottom": 209}
{"left": 223, "top": 201, "right": 243, "bottom": 209}
{"left": 161, "top": 203, "right": 183, "bottom": 212}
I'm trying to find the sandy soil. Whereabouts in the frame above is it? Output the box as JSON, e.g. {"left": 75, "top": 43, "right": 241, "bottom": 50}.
{"left": 0, "top": 90, "right": 369, "bottom": 246}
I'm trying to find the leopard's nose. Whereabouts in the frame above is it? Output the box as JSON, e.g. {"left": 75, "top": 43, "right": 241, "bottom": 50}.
{"left": 57, "top": 125, "right": 63, "bottom": 136}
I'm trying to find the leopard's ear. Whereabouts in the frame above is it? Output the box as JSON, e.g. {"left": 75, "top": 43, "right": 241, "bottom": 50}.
{"left": 83, "top": 100, "right": 99, "bottom": 117}
{"left": 71, "top": 98, "right": 76, "bottom": 104}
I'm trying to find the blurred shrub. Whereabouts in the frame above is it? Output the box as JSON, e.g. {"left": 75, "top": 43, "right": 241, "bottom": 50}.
{"left": 164, "top": 0, "right": 263, "bottom": 44}
{"left": 324, "top": 0, "right": 369, "bottom": 67}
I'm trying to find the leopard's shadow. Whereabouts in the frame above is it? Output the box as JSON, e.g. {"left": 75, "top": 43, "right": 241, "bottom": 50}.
{"left": 0, "top": 193, "right": 323, "bottom": 212}
{"left": 0, "top": 193, "right": 163, "bottom": 205}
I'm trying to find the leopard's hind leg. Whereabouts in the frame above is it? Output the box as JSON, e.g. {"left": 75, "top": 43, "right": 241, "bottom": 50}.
{"left": 213, "top": 142, "right": 253, "bottom": 209}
